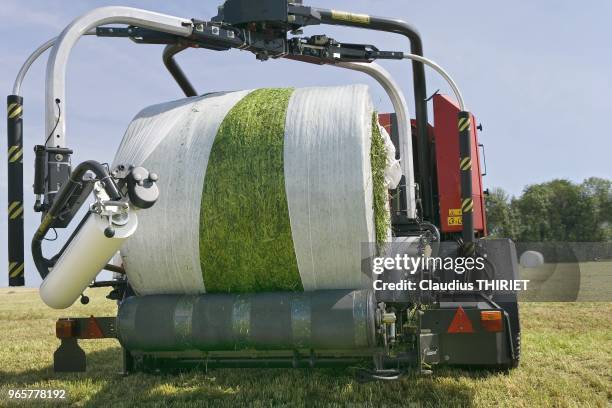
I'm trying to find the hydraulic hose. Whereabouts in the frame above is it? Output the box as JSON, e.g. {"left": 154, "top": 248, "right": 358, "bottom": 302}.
{"left": 402, "top": 53, "right": 465, "bottom": 110}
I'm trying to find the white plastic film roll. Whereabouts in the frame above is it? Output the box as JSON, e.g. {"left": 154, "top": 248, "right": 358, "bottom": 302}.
{"left": 39, "top": 211, "right": 138, "bottom": 309}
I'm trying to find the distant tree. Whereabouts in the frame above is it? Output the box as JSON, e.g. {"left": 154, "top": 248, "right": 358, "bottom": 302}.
{"left": 512, "top": 179, "right": 602, "bottom": 242}
{"left": 484, "top": 178, "right": 611, "bottom": 242}
{"left": 485, "top": 187, "right": 517, "bottom": 239}
{"left": 581, "top": 177, "right": 612, "bottom": 240}
{"left": 513, "top": 183, "right": 552, "bottom": 241}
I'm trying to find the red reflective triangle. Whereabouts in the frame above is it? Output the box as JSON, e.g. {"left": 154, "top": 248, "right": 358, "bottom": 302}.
{"left": 84, "top": 315, "right": 104, "bottom": 338}
{"left": 447, "top": 306, "right": 474, "bottom": 333}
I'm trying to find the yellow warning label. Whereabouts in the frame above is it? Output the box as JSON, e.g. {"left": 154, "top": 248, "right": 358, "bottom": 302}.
{"left": 448, "top": 208, "right": 462, "bottom": 216}
{"left": 448, "top": 216, "right": 463, "bottom": 226}
{"left": 331, "top": 10, "right": 370, "bottom": 24}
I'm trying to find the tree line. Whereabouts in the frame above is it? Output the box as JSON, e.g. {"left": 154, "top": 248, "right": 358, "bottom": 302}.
{"left": 485, "top": 177, "right": 611, "bottom": 242}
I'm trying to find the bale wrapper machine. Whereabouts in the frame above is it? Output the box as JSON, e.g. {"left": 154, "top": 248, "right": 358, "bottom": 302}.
{"left": 6, "top": 0, "right": 520, "bottom": 378}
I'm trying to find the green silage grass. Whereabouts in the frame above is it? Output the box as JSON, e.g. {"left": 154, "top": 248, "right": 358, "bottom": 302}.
{"left": 200, "top": 89, "right": 390, "bottom": 292}
{"left": 200, "top": 88, "right": 302, "bottom": 293}
{"left": 371, "top": 113, "right": 390, "bottom": 248}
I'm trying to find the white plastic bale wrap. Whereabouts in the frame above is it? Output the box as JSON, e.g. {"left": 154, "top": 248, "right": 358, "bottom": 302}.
{"left": 380, "top": 125, "right": 402, "bottom": 189}
{"left": 284, "top": 85, "right": 375, "bottom": 290}
{"left": 113, "top": 91, "right": 251, "bottom": 294}
{"left": 113, "top": 85, "right": 400, "bottom": 295}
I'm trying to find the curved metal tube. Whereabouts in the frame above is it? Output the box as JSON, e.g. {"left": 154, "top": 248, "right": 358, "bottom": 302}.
{"left": 403, "top": 53, "right": 466, "bottom": 110}
{"left": 13, "top": 38, "right": 56, "bottom": 96}
{"left": 45, "top": 6, "right": 193, "bottom": 148}
{"left": 335, "top": 62, "right": 416, "bottom": 219}
{"left": 13, "top": 31, "right": 97, "bottom": 96}
{"left": 162, "top": 43, "right": 197, "bottom": 97}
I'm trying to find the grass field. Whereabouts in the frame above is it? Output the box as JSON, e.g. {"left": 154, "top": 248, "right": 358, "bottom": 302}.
{"left": 0, "top": 286, "right": 610, "bottom": 407}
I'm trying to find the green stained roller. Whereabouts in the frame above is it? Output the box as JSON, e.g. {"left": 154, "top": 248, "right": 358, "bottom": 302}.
{"left": 200, "top": 88, "right": 301, "bottom": 292}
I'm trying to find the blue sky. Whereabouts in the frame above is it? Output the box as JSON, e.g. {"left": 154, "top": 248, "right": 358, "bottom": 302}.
{"left": 1, "top": 0, "right": 611, "bottom": 287}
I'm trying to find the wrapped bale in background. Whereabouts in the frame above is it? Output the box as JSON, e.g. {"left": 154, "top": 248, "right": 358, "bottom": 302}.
{"left": 113, "top": 85, "right": 400, "bottom": 295}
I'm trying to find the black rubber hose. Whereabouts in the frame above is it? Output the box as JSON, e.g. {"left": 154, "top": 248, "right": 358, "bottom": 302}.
{"left": 162, "top": 43, "right": 197, "bottom": 97}
{"left": 32, "top": 160, "right": 120, "bottom": 279}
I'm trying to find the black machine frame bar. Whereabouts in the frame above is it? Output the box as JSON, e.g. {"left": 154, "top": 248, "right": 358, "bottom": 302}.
{"left": 7, "top": 95, "right": 25, "bottom": 286}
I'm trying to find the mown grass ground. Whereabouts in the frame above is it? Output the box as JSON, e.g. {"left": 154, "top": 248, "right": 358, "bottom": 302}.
{"left": 0, "top": 282, "right": 610, "bottom": 406}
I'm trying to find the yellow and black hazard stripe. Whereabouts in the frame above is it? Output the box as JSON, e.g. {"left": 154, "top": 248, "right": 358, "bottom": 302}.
{"left": 8, "top": 145, "right": 23, "bottom": 163}
{"left": 458, "top": 116, "right": 470, "bottom": 132}
{"left": 459, "top": 156, "right": 472, "bottom": 171}
{"left": 7, "top": 96, "right": 25, "bottom": 287}
{"left": 8, "top": 201, "right": 23, "bottom": 220}
{"left": 461, "top": 198, "right": 474, "bottom": 213}
{"left": 8, "top": 261, "right": 24, "bottom": 278}
{"left": 7, "top": 102, "right": 22, "bottom": 120}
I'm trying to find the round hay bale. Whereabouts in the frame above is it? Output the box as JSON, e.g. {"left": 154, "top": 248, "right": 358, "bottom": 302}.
{"left": 113, "top": 85, "right": 398, "bottom": 295}
{"left": 519, "top": 250, "right": 545, "bottom": 268}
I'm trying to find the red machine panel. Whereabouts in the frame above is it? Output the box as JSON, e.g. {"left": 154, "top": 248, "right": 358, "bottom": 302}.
{"left": 432, "top": 94, "right": 486, "bottom": 235}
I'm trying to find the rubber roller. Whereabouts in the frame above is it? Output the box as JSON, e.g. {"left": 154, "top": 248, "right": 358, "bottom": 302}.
{"left": 117, "top": 290, "right": 376, "bottom": 352}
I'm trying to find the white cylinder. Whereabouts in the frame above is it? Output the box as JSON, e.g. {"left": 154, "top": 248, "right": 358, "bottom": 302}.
{"left": 39, "top": 211, "right": 138, "bottom": 309}
{"left": 519, "top": 250, "right": 545, "bottom": 268}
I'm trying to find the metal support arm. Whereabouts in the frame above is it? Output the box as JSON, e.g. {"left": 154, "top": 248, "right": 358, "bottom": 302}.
{"left": 162, "top": 43, "right": 197, "bottom": 97}
{"left": 334, "top": 62, "right": 416, "bottom": 219}
{"left": 304, "top": 9, "right": 435, "bottom": 221}
{"left": 45, "top": 6, "right": 193, "bottom": 149}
